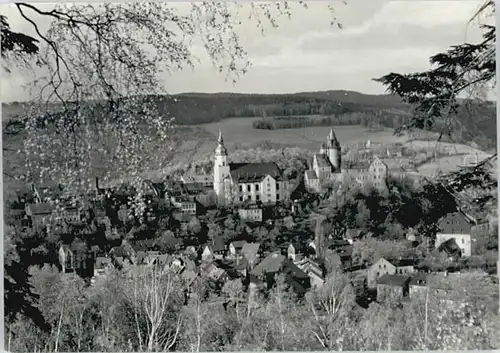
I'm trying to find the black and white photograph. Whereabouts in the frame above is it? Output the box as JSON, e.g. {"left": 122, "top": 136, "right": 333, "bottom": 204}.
{"left": 2, "top": 0, "right": 498, "bottom": 351}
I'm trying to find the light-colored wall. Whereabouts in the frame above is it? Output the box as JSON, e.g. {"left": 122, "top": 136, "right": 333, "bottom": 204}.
{"left": 367, "top": 258, "right": 396, "bottom": 288}
{"left": 435, "top": 233, "right": 472, "bottom": 257}
{"left": 238, "top": 208, "right": 263, "bottom": 221}
{"left": 214, "top": 152, "right": 230, "bottom": 206}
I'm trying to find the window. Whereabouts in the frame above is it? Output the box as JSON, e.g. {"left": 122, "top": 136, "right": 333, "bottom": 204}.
{"left": 247, "top": 195, "right": 251, "bottom": 201}
{"left": 239, "top": 185, "right": 243, "bottom": 192}
{"left": 376, "top": 271, "right": 379, "bottom": 276}
{"left": 247, "top": 185, "right": 251, "bottom": 192}
{"left": 239, "top": 196, "right": 243, "bottom": 202}
{"left": 461, "top": 238, "right": 465, "bottom": 244}
{"left": 276, "top": 183, "right": 280, "bottom": 190}
{"left": 277, "top": 194, "right": 280, "bottom": 201}
{"left": 256, "top": 195, "right": 260, "bottom": 201}
{"left": 256, "top": 184, "right": 259, "bottom": 191}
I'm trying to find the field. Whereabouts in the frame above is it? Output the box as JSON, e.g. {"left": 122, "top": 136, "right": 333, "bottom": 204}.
{"left": 4, "top": 112, "right": 492, "bottom": 190}
{"left": 194, "top": 117, "right": 407, "bottom": 155}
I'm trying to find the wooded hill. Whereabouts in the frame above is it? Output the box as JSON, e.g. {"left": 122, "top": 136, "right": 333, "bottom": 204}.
{"left": 3, "top": 90, "right": 496, "bottom": 149}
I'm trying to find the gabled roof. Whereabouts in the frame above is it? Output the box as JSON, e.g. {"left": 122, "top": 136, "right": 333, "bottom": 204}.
{"left": 241, "top": 242, "right": 260, "bottom": 260}
{"left": 377, "top": 274, "right": 410, "bottom": 287}
{"left": 250, "top": 252, "right": 286, "bottom": 277}
{"left": 229, "top": 162, "right": 282, "bottom": 183}
{"left": 283, "top": 260, "right": 309, "bottom": 280}
{"left": 231, "top": 240, "right": 247, "bottom": 250}
{"left": 314, "top": 154, "right": 332, "bottom": 169}
{"left": 109, "top": 246, "right": 128, "bottom": 258}
{"left": 438, "top": 212, "right": 473, "bottom": 234}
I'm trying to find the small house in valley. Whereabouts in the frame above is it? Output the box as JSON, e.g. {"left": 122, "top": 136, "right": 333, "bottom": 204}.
{"left": 376, "top": 274, "right": 411, "bottom": 302}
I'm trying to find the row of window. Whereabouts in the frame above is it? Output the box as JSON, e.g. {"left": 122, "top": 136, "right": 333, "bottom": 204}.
{"left": 239, "top": 182, "right": 280, "bottom": 192}
{"left": 238, "top": 193, "right": 281, "bottom": 202}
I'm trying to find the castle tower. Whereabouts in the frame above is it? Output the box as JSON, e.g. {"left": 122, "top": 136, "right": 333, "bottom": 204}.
{"left": 326, "top": 128, "right": 341, "bottom": 171}
{"left": 213, "top": 129, "right": 230, "bottom": 206}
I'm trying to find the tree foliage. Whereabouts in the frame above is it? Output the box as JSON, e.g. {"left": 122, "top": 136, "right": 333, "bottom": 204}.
{"left": 374, "top": 1, "right": 495, "bottom": 143}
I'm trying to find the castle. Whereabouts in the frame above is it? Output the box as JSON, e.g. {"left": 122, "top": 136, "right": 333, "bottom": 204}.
{"left": 304, "top": 128, "right": 388, "bottom": 192}
{"left": 213, "top": 130, "right": 292, "bottom": 206}
{"left": 213, "top": 128, "right": 388, "bottom": 207}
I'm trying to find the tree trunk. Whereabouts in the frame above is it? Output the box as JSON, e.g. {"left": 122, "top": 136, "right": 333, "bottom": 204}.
{"left": 55, "top": 304, "right": 65, "bottom": 353}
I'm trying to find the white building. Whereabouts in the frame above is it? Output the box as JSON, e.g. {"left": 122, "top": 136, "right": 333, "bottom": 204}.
{"left": 213, "top": 130, "right": 293, "bottom": 206}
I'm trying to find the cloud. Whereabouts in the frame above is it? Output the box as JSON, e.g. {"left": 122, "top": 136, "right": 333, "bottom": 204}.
{"left": 1, "top": 1, "right": 491, "bottom": 102}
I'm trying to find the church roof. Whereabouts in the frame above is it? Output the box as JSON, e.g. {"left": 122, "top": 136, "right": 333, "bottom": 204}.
{"left": 314, "top": 154, "right": 332, "bottom": 168}
{"left": 327, "top": 128, "right": 340, "bottom": 147}
{"left": 215, "top": 129, "right": 227, "bottom": 155}
{"left": 229, "top": 162, "right": 282, "bottom": 182}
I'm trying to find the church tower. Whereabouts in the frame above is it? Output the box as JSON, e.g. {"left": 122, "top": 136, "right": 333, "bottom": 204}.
{"left": 213, "top": 129, "right": 230, "bottom": 206}
{"left": 326, "top": 128, "right": 341, "bottom": 171}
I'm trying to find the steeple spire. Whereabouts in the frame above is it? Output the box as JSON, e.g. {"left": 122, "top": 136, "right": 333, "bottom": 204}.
{"left": 215, "top": 128, "right": 227, "bottom": 155}
{"left": 327, "top": 127, "right": 340, "bottom": 148}
{"left": 218, "top": 128, "right": 224, "bottom": 144}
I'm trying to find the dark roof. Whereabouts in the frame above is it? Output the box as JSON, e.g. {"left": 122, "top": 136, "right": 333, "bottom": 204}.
{"left": 229, "top": 162, "right": 282, "bottom": 182}
{"left": 377, "top": 274, "right": 410, "bottom": 287}
{"left": 327, "top": 239, "right": 351, "bottom": 248}
{"left": 438, "top": 212, "right": 473, "bottom": 234}
{"left": 438, "top": 238, "right": 462, "bottom": 255}
{"left": 184, "top": 182, "right": 212, "bottom": 195}
{"left": 283, "top": 260, "right": 309, "bottom": 280}
{"left": 241, "top": 242, "right": 260, "bottom": 260}
{"left": 129, "top": 239, "right": 156, "bottom": 252}
{"left": 344, "top": 160, "right": 371, "bottom": 170}
{"left": 28, "top": 203, "right": 55, "bottom": 215}
{"left": 109, "top": 246, "right": 128, "bottom": 258}
{"left": 251, "top": 252, "right": 286, "bottom": 277}
{"left": 409, "top": 273, "right": 428, "bottom": 286}
{"left": 389, "top": 258, "right": 418, "bottom": 267}
{"left": 212, "top": 237, "right": 226, "bottom": 252}
{"left": 314, "top": 154, "right": 332, "bottom": 169}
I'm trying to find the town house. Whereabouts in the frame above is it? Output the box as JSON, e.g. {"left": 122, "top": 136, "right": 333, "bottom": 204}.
{"left": 436, "top": 212, "right": 474, "bottom": 257}
{"left": 367, "top": 257, "right": 417, "bottom": 289}
{"left": 376, "top": 274, "right": 411, "bottom": 303}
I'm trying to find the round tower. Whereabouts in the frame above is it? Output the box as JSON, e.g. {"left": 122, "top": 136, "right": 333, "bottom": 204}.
{"left": 326, "top": 128, "right": 341, "bottom": 171}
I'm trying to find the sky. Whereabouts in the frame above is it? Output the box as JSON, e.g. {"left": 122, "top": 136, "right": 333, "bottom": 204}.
{"left": 0, "top": 0, "right": 492, "bottom": 102}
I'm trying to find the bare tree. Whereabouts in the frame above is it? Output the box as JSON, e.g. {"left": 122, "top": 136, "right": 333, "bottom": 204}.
{"left": 129, "top": 265, "right": 184, "bottom": 352}
{"left": 3, "top": 2, "right": 342, "bottom": 202}
{"left": 306, "top": 265, "right": 356, "bottom": 350}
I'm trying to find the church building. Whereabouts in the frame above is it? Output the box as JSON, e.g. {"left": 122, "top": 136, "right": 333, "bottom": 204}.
{"left": 213, "top": 130, "right": 292, "bottom": 206}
